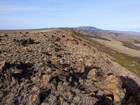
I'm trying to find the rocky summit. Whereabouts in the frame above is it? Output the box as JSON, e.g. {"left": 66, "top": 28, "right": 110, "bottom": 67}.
{"left": 0, "top": 29, "right": 140, "bottom": 105}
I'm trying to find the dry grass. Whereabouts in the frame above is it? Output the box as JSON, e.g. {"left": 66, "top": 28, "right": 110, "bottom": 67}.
{"left": 91, "top": 36, "right": 111, "bottom": 41}
{"left": 134, "top": 40, "right": 140, "bottom": 44}
{"left": 121, "top": 41, "right": 140, "bottom": 50}
{"left": 91, "top": 38, "right": 140, "bottom": 57}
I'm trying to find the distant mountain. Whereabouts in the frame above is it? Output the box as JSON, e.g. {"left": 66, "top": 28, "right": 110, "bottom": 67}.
{"left": 73, "top": 26, "right": 104, "bottom": 36}
{"left": 72, "top": 26, "right": 140, "bottom": 40}
{"left": 75, "top": 26, "right": 102, "bottom": 32}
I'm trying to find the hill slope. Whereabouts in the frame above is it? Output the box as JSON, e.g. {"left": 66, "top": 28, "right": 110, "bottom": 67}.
{"left": 0, "top": 29, "right": 140, "bottom": 105}
{"left": 73, "top": 27, "right": 140, "bottom": 77}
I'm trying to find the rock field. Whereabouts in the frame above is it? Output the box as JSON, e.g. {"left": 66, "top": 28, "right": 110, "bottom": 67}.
{"left": 0, "top": 29, "right": 140, "bottom": 105}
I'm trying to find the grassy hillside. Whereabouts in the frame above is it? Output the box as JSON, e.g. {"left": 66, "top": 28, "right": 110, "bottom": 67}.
{"left": 121, "top": 41, "right": 140, "bottom": 50}
{"left": 73, "top": 30, "right": 140, "bottom": 77}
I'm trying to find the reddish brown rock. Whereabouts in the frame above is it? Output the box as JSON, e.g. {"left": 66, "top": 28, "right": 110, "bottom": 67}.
{"left": 105, "top": 75, "right": 124, "bottom": 104}
{"left": 32, "top": 94, "right": 40, "bottom": 104}
{"left": 85, "top": 57, "right": 93, "bottom": 66}
{"left": 87, "top": 69, "right": 96, "bottom": 79}
{"left": 42, "top": 75, "right": 50, "bottom": 86}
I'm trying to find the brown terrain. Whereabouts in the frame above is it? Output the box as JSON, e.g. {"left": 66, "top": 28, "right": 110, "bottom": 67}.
{"left": 0, "top": 29, "right": 140, "bottom": 105}
{"left": 75, "top": 26, "right": 140, "bottom": 57}
{"left": 74, "top": 27, "right": 140, "bottom": 77}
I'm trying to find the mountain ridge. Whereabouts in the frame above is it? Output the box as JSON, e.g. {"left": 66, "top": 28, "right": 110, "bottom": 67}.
{"left": 0, "top": 29, "right": 140, "bottom": 104}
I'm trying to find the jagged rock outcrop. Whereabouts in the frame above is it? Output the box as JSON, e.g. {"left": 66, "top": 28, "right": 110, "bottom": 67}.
{"left": 0, "top": 29, "right": 140, "bottom": 105}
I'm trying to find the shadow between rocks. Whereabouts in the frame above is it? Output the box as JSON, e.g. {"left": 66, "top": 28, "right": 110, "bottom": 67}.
{"left": 120, "top": 76, "right": 140, "bottom": 105}
{"left": 3, "top": 62, "right": 34, "bottom": 83}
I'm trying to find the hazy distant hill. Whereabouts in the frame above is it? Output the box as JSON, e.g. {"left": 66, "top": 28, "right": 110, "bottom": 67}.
{"left": 73, "top": 26, "right": 140, "bottom": 40}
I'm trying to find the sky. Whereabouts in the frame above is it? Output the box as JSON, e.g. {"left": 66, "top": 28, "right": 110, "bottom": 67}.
{"left": 0, "top": 0, "right": 140, "bottom": 32}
